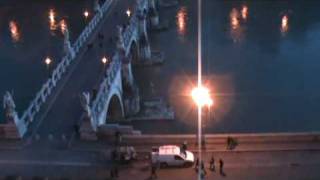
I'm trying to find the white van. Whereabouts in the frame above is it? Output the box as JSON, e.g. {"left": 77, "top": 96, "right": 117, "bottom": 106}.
{"left": 151, "top": 145, "right": 194, "bottom": 167}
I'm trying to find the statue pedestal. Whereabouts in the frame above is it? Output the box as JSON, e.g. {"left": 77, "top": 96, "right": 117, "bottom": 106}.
{"left": 79, "top": 115, "right": 98, "bottom": 141}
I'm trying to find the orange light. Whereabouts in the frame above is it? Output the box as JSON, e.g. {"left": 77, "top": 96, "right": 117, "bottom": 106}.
{"left": 49, "top": 9, "right": 57, "bottom": 31}
{"left": 191, "top": 86, "right": 213, "bottom": 108}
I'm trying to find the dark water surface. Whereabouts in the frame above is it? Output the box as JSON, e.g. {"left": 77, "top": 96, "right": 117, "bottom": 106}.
{"left": 0, "top": 0, "right": 94, "bottom": 120}
{"left": 133, "top": 0, "right": 320, "bottom": 133}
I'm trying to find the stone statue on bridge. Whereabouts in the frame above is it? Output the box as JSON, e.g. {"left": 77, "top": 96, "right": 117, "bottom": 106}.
{"left": 80, "top": 92, "right": 92, "bottom": 119}
{"left": 116, "top": 26, "right": 126, "bottom": 54}
{"left": 94, "top": 0, "right": 102, "bottom": 16}
{"left": 64, "top": 28, "right": 75, "bottom": 59}
{"left": 3, "top": 91, "right": 18, "bottom": 123}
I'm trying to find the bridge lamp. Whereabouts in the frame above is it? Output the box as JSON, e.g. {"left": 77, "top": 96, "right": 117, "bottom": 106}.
{"left": 84, "top": 10, "right": 89, "bottom": 18}
{"left": 45, "top": 57, "right": 52, "bottom": 77}
{"left": 126, "top": 9, "right": 131, "bottom": 17}
{"left": 102, "top": 56, "right": 108, "bottom": 65}
{"left": 45, "top": 57, "right": 52, "bottom": 66}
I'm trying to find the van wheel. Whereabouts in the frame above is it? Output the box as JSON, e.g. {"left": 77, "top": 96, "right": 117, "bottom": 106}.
{"left": 160, "top": 162, "right": 168, "bottom": 168}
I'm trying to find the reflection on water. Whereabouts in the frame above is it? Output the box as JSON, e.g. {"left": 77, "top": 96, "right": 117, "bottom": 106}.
{"left": 176, "top": 7, "right": 187, "bottom": 36}
{"left": 9, "top": 20, "right": 20, "bottom": 43}
{"left": 230, "top": 8, "right": 239, "bottom": 29}
{"left": 241, "top": 5, "right": 248, "bottom": 20}
{"left": 229, "top": 8, "right": 244, "bottom": 43}
{"left": 59, "top": 19, "right": 67, "bottom": 34}
{"left": 49, "top": 9, "right": 57, "bottom": 31}
{"left": 281, "top": 15, "right": 289, "bottom": 35}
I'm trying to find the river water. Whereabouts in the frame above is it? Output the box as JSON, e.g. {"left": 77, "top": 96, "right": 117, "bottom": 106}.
{"left": 133, "top": 0, "right": 320, "bottom": 133}
{"left": 1, "top": 0, "right": 320, "bottom": 133}
{"left": 0, "top": 0, "right": 94, "bottom": 120}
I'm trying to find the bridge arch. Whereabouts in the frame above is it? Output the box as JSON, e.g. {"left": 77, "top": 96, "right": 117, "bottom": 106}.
{"left": 129, "top": 40, "right": 140, "bottom": 64}
{"left": 106, "top": 93, "right": 124, "bottom": 122}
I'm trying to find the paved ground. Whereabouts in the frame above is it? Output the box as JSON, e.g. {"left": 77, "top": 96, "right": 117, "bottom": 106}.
{"left": 0, "top": 149, "right": 319, "bottom": 179}
{"left": 117, "top": 151, "right": 320, "bottom": 180}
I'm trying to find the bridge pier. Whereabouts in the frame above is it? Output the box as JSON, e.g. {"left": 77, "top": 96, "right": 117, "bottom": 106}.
{"left": 136, "top": 10, "right": 164, "bottom": 65}
{"left": 1, "top": 92, "right": 27, "bottom": 138}
{"left": 148, "top": 0, "right": 160, "bottom": 28}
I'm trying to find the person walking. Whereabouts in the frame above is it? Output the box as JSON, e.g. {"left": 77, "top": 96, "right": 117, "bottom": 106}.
{"left": 194, "top": 157, "right": 199, "bottom": 171}
{"left": 200, "top": 161, "right": 207, "bottom": 179}
{"left": 115, "top": 131, "right": 122, "bottom": 146}
{"left": 209, "top": 155, "right": 215, "bottom": 171}
{"left": 219, "top": 159, "right": 224, "bottom": 175}
{"left": 150, "top": 162, "right": 158, "bottom": 179}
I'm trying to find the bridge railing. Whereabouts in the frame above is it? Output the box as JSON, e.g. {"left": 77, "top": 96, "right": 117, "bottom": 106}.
{"left": 18, "top": 0, "right": 114, "bottom": 132}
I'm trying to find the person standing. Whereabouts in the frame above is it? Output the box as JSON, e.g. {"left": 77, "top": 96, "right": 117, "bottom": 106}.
{"left": 219, "top": 159, "right": 224, "bottom": 175}
{"left": 115, "top": 131, "right": 122, "bottom": 146}
{"left": 181, "top": 141, "right": 187, "bottom": 156}
{"left": 194, "top": 157, "right": 199, "bottom": 171}
{"left": 209, "top": 155, "right": 215, "bottom": 171}
{"left": 150, "top": 162, "right": 158, "bottom": 179}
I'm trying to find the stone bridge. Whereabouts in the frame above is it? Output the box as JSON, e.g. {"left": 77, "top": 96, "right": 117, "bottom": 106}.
{"left": 78, "top": 0, "right": 163, "bottom": 140}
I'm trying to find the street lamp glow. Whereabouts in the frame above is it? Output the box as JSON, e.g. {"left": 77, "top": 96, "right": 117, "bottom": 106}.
{"left": 102, "top": 56, "right": 108, "bottom": 64}
{"left": 126, "top": 9, "right": 131, "bottom": 17}
{"left": 191, "top": 85, "right": 212, "bottom": 108}
{"left": 45, "top": 57, "right": 52, "bottom": 65}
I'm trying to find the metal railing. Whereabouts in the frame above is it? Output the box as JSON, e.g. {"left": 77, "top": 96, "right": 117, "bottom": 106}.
{"left": 19, "top": 0, "right": 114, "bottom": 130}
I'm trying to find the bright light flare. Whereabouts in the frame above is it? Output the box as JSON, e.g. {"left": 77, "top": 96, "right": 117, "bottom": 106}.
{"left": 191, "top": 86, "right": 213, "bottom": 108}
{"left": 126, "top": 9, "right": 131, "bottom": 17}
{"left": 241, "top": 5, "right": 248, "bottom": 20}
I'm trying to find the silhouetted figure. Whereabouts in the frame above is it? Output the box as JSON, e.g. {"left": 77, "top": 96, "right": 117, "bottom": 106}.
{"left": 115, "top": 131, "right": 122, "bottom": 146}
{"left": 74, "top": 124, "right": 80, "bottom": 137}
{"left": 87, "top": 43, "right": 93, "bottom": 50}
{"left": 194, "top": 157, "right": 199, "bottom": 171}
{"left": 151, "top": 164, "right": 157, "bottom": 179}
{"left": 209, "top": 155, "right": 215, "bottom": 171}
{"left": 110, "top": 169, "right": 115, "bottom": 179}
{"left": 114, "top": 166, "right": 119, "bottom": 177}
{"left": 181, "top": 141, "right": 187, "bottom": 156}
{"left": 219, "top": 159, "right": 226, "bottom": 176}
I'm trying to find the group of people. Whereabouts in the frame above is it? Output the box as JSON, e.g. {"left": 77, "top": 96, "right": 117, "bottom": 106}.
{"left": 194, "top": 155, "right": 225, "bottom": 179}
